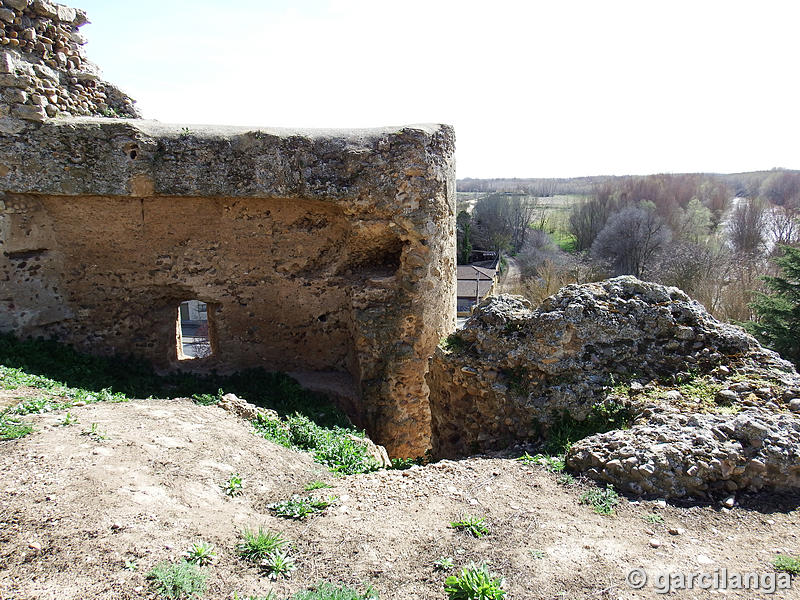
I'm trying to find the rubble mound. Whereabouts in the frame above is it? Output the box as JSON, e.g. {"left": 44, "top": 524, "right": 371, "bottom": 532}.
{"left": 567, "top": 409, "right": 800, "bottom": 498}
{"left": 428, "top": 276, "right": 800, "bottom": 497}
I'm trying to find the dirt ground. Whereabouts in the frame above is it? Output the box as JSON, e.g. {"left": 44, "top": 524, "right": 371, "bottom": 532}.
{"left": 1, "top": 395, "right": 798, "bottom": 600}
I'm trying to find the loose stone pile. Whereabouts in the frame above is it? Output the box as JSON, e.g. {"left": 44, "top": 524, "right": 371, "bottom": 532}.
{"left": 0, "top": 0, "right": 138, "bottom": 133}
{"left": 428, "top": 276, "right": 800, "bottom": 498}
{"left": 567, "top": 409, "right": 800, "bottom": 498}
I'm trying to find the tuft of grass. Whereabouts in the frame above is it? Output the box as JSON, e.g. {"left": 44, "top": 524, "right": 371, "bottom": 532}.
{"left": 643, "top": 514, "right": 664, "bottom": 524}
{"left": 304, "top": 480, "right": 332, "bottom": 491}
{"left": 80, "top": 422, "right": 109, "bottom": 441}
{"left": 557, "top": 473, "right": 576, "bottom": 486}
{"left": 192, "top": 389, "right": 223, "bottom": 406}
{"left": 262, "top": 548, "right": 296, "bottom": 580}
{"left": 450, "top": 515, "right": 490, "bottom": 538}
{"left": 434, "top": 556, "right": 454, "bottom": 571}
{"left": 289, "top": 583, "right": 379, "bottom": 600}
{"left": 516, "top": 452, "right": 564, "bottom": 472}
{"left": 580, "top": 484, "right": 620, "bottom": 516}
{"left": 544, "top": 398, "right": 632, "bottom": 455}
{"left": 773, "top": 555, "right": 800, "bottom": 575}
{"left": 529, "top": 549, "right": 546, "bottom": 560}
{"left": 442, "top": 334, "right": 467, "bottom": 353}
{"left": 147, "top": 560, "right": 207, "bottom": 599}
{"left": 236, "top": 527, "right": 288, "bottom": 563}
{"left": 184, "top": 541, "right": 216, "bottom": 566}
{"left": 269, "top": 495, "right": 336, "bottom": 520}
{"left": 59, "top": 412, "right": 79, "bottom": 426}
{"left": 254, "top": 413, "right": 380, "bottom": 476}
{"left": 444, "top": 562, "right": 506, "bottom": 600}
{"left": 0, "top": 411, "right": 34, "bottom": 440}
{"left": 222, "top": 473, "right": 244, "bottom": 497}
{"left": 233, "top": 594, "right": 278, "bottom": 600}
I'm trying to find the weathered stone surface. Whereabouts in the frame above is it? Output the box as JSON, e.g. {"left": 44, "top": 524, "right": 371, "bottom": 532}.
{"left": 0, "top": 0, "right": 139, "bottom": 120}
{"left": 1, "top": 121, "right": 456, "bottom": 459}
{"left": 428, "top": 277, "right": 799, "bottom": 460}
{"left": 567, "top": 409, "right": 800, "bottom": 498}
{"left": 218, "top": 393, "right": 278, "bottom": 423}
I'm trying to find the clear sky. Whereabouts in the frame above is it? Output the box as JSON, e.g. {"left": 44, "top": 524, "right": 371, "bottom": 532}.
{"left": 75, "top": 0, "right": 799, "bottom": 179}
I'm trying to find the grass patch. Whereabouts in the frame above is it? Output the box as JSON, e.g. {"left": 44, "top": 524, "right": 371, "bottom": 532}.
{"left": 253, "top": 413, "right": 380, "bottom": 475}
{"left": 269, "top": 495, "right": 336, "bottom": 520}
{"left": 0, "top": 412, "right": 34, "bottom": 440}
{"left": 290, "top": 583, "right": 378, "bottom": 600}
{"left": 0, "top": 334, "right": 378, "bottom": 474}
{"left": 450, "top": 515, "right": 490, "bottom": 538}
{"left": 773, "top": 555, "right": 800, "bottom": 575}
{"left": 544, "top": 398, "right": 632, "bottom": 455}
{"left": 147, "top": 560, "right": 207, "bottom": 599}
{"left": 580, "top": 484, "right": 620, "bottom": 516}
{"left": 441, "top": 334, "right": 467, "bottom": 353}
{"left": 643, "top": 514, "right": 664, "bottom": 524}
{"left": 516, "top": 452, "right": 564, "bottom": 472}
{"left": 236, "top": 527, "right": 289, "bottom": 563}
{"left": 304, "top": 480, "right": 332, "bottom": 491}
{"left": 0, "top": 334, "right": 348, "bottom": 427}
{"left": 261, "top": 548, "right": 296, "bottom": 580}
{"left": 444, "top": 562, "right": 506, "bottom": 600}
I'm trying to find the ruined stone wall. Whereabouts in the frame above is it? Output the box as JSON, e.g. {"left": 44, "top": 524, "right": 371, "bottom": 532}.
{"left": 0, "top": 0, "right": 138, "bottom": 134}
{"left": 0, "top": 120, "right": 456, "bottom": 458}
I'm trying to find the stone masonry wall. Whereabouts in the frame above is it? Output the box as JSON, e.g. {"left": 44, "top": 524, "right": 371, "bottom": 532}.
{"left": 0, "top": 0, "right": 138, "bottom": 134}
{"left": 0, "top": 120, "right": 456, "bottom": 458}
{"left": 0, "top": 1, "right": 456, "bottom": 458}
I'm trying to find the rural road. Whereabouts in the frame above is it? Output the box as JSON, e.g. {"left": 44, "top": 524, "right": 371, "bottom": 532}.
{"left": 497, "top": 255, "right": 521, "bottom": 294}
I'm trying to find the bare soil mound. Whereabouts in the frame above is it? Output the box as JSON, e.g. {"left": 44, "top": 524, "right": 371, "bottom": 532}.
{"left": 1, "top": 396, "right": 798, "bottom": 599}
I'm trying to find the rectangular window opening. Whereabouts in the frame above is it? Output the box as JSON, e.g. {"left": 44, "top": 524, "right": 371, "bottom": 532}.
{"left": 177, "top": 300, "right": 214, "bottom": 360}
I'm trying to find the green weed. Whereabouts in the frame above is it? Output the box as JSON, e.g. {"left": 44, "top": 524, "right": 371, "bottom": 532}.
{"left": 254, "top": 413, "right": 380, "bottom": 475}
{"left": 147, "top": 560, "right": 207, "bottom": 599}
{"left": 580, "top": 484, "right": 620, "bottom": 516}
{"left": 450, "top": 515, "right": 490, "bottom": 538}
{"left": 262, "top": 548, "right": 296, "bottom": 580}
{"left": 304, "top": 480, "right": 332, "bottom": 491}
{"left": 184, "top": 541, "right": 216, "bottom": 566}
{"left": 192, "top": 389, "right": 223, "bottom": 406}
{"left": 557, "top": 473, "right": 576, "bottom": 486}
{"left": 434, "top": 556, "right": 454, "bottom": 571}
{"left": 0, "top": 412, "right": 33, "bottom": 440}
{"left": 81, "top": 422, "right": 109, "bottom": 441}
{"left": 59, "top": 412, "right": 79, "bottom": 426}
{"left": 529, "top": 549, "right": 546, "bottom": 560}
{"left": 643, "top": 514, "right": 664, "bottom": 524}
{"left": 289, "top": 583, "right": 378, "bottom": 600}
{"left": 222, "top": 473, "right": 244, "bottom": 497}
{"left": 269, "top": 495, "right": 336, "bottom": 520}
{"left": 444, "top": 562, "right": 506, "bottom": 600}
{"left": 516, "top": 452, "right": 564, "bottom": 472}
{"left": 773, "top": 554, "right": 800, "bottom": 575}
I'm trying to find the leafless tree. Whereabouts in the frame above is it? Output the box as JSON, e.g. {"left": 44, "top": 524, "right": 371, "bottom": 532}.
{"left": 728, "top": 198, "right": 768, "bottom": 254}
{"left": 472, "top": 193, "right": 538, "bottom": 253}
{"left": 591, "top": 206, "right": 672, "bottom": 278}
{"left": 568, "top": 183, "right": 619, "bottom": 251}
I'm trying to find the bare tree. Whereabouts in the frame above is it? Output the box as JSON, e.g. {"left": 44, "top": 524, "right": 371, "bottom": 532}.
{"left": 728, "top": 198, "right": 768, "bottom": 254}
{"left": 472, "top": 193, "right": 538, "bottom": 253}
{"left": 568, "top": 183, "right": 618, "bottom": 251}
{"left": 591, "top": 206, "right": 672, "bottom": 278}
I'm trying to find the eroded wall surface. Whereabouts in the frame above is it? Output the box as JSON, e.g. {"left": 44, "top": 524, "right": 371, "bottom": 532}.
{"left": 1, "top": 119, "right": 456, "bottom": 457}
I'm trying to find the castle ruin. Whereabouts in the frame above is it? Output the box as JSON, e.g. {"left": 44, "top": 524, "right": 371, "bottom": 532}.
{"left": 0, "top": 0, "right": 456, "bottom": 458}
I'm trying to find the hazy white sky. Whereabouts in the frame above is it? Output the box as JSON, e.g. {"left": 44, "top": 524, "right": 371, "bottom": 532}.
{"left": 76, "top": 0, "right": 799, "bottom": 178}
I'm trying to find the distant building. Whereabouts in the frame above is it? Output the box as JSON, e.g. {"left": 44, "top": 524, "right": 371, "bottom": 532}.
{"left": 457, "top": 264, "right": 497, "bottom": 316}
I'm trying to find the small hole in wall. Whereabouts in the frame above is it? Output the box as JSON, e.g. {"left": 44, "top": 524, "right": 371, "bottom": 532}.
{"left": 177, "top": 300, "right": 214, "bottom": 360}
{"left": 129, "top": 150, "right": 137, "bottom": 160}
